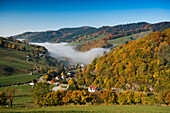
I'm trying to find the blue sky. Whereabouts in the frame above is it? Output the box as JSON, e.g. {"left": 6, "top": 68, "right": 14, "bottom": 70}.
{"left": 0, "top": 0, "right": 170, "bottom": 37}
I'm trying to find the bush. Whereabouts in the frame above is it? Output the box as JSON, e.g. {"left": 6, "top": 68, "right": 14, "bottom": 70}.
{"left": 33, "top": 82, "right": 49, "bottom": 107}
{"left": 0, "top": 92, "right": 7, "bottom": 105}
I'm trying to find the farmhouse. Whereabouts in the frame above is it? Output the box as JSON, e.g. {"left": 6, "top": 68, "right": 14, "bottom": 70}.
{"left": 88, "top": 85, "right": 98, "bottom": 93}
{"left": 29, "top": 79, "right": 37, "bottom": 86}
{"left": 26, "top": 54, "right": 31, "bottom": 57}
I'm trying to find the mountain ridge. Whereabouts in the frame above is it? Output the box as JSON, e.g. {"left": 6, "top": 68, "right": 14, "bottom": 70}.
{"left": 10, "top": 22, "right": 170, "bottom": 51}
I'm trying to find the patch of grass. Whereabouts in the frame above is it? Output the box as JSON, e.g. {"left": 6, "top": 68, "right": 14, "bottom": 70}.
{"left": 69, "top": 34, "right": 106, "bottom": 46}
{"left": 108, "top": 30, "right": 152, "bottom": 45}
{"left": 61, "top": 86, "right": 67, "bottom": 88}
{"left": 0, "top": 47, "right": 34, "bottom": 71}
{"left": 0, "top": 85, "right": 35, "bottom": 108}
{"left": 0, "top": 74, "right": 41, "bottom": 86}
{"left": 0, "top": 105, "right": 170, "bottom": 113}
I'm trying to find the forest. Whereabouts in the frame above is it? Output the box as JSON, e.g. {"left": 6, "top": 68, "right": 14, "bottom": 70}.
{"left": 77, "top": 28, "right": 170, "bottom": 92}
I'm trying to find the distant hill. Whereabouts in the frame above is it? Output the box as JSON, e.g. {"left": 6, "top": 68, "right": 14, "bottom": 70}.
{"left": 11, "top": 26, "right": 98, "bottom": 43}
{"left": 78, "top": 28, "right": 170, "bottom": 92}
{"left": 11, "top": 22, "right": 170, "bottom": 51}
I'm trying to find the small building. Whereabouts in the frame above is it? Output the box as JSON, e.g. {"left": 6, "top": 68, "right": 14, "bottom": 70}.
{"left": 61, "top": 74, "right": 66, "bottom": 80}
{"left": 39, "top": 53, "right": 45, "bottom": 57}
{"left": 67, "top": 72, "right": 71, "bottom": 76}
{"left": 26, "top": 54, "right": 31, "bottom": 57}
{"left": 55, "top": 76, "right": 59, "bottom": 80}
{"left": 29, "top": 79, "right": 37, "bottom": 86}
{"left": 88, "top": 85, "right": 98, "bottom": 93}
{"left": 81, "top": 64, "right": 85, "bottom": 67}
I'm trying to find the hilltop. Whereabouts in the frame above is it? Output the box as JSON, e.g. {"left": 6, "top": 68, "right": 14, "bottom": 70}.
{"left": 77, "top": 28, "right": 170, "bottom": 92}
{"left": 11, "top": 22, "right": 170, "bottom": 52}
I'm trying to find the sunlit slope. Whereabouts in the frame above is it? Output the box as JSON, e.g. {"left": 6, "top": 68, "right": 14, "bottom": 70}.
{"left": 81, "top": 28, "right": 170, "bottom": 92}
{"left": 0, "top": 37, "right": 59, "bottom": 76}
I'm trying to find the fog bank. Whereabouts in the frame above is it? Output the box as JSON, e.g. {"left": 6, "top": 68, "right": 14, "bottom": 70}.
{"left": 31, "top": 42, "right": 110, "bottom": 65}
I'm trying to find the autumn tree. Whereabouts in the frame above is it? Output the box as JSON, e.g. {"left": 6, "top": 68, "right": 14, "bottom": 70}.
{"left": 5, "top": 88, "right": 16, "bottom": 107}
{"left": 62, "top": 90, "right": 73, "bottom": 105}
{"left": 33, "top": 82, "right": 49, "bottom": 107}
{"left": 0, "top": 92, "right": 7, "bottom": 105}
{"left": 11, "top": 44, "right": 16, "bottom": 49}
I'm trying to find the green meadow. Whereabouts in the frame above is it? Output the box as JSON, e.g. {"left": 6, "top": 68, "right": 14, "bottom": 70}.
{"left": 0, "top": 104, "right": 170, "bottom": 113}
{"left": 0, "top": 73, "right": 40, "bottom": 86}
{"left": 108, "top": 30, "right": 152, "bottom": 45}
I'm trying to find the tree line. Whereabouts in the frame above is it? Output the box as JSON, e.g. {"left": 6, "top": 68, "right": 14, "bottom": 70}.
{"left": 31, "top": 82, "right": 170, "bottom": 107}
{"left": 0, "top": 82, "right": 169, "bottom": 107}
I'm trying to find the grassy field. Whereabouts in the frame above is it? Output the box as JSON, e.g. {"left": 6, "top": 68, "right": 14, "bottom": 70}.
{"left": 0, "top": 47, "right": 34, "bottom": 71}
{"left": 0, "top": 73, "right": 41, "bottom": 86}
{"left": 0, "top": 105, "right": 170, "bottom": 113}
{"left": 108, "top": 30, "right": 152, "bottom": 45}
{"left": 69, "top": 34, "right": 106, "bottom": 46}
{"left": 0, "top": 85, "right": 35, "bottom": 108}
{"left": 0, "top": 47, "right": 47, "bottom": 85}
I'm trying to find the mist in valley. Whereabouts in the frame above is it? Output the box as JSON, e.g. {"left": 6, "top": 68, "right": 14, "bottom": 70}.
{"left": 31, "top": 42, "right": 110, "bottom": 65}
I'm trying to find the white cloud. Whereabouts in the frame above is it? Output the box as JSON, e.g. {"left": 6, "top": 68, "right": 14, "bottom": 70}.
{"left": 31, "top": 42, "right": 110, "bottom": 65}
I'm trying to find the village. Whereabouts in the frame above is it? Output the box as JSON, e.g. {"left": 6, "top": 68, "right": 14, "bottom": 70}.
{"left": 29, "top": 62, "right": 100, "bottom": 93}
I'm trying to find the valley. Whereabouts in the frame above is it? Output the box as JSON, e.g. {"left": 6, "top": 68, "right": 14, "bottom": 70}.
{"left": 0, "top": 22, "right": 170, "bottom": 111}
{"left": 1, "top": 0, "right": 170, "bottom": 112}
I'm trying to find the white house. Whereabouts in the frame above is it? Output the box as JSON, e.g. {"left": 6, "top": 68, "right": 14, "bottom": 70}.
{"left": 61, "top": 75, "right": 66, "bottom": 80}
{"left": 81, "top": 64, "right": 84, "bottom": 67}
{"left": 29, "top": 82, "right": 34, "bottom": 86}
{"left": 88, "top": 85, "right": 98, "bottom": 93}
{"left": 29, "top": 80, "right": 37, "bottom": 86}
{"left": 55, "top": 76, "right": 59, "bottom": 80}
{"left": 67, "top": 72, "right": 71, "bottom": 76}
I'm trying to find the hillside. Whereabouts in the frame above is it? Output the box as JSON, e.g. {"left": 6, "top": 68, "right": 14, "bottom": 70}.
{"left": 11, "top": 22, "right": 170, "bottom": 52}
{"left": 11, "top": 26, "right": 98, "bottom": 43}
{"left": 78, "top": 28, "right": 170, "bottom": 92}
{"left": 0, "top": 37, "right": 60, "bottom": 76}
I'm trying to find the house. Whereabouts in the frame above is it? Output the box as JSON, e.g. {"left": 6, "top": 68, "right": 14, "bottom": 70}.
{"left": 39, "top": 53, "right": 45, "bottom": 57}
{"left": 61, "top": 74, "right": 66, "bottom": 80}
{"left": 88, "top": 85, "right": 98, "bottom": 93}
{"left": 29, "top": 79, "right": 37, "bottom": 86}
{"left": 55, "top": 76, "right": 59, "bottom": 80}
{"left": 26, "top": 54, "right": 31, "bottom": 57}
{"left": 67, "top": 72, "right": 71, "bottom": 76}
{"left": 81, "top": 64, "right": 84, "bottom": 67}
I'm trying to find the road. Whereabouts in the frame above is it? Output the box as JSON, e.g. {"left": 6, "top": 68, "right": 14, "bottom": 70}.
{"left": 52, "top": 84, "right": 68, "bottom": 91}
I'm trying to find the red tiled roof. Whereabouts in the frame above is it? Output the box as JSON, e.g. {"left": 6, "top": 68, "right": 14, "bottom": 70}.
{"left": 88, "top": 85, "right": 97, "bottom": 90}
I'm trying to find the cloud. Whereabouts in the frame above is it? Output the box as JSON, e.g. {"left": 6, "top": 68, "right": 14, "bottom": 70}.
{"left": 31, "top": 42, "right": 110, "bottom": 65}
